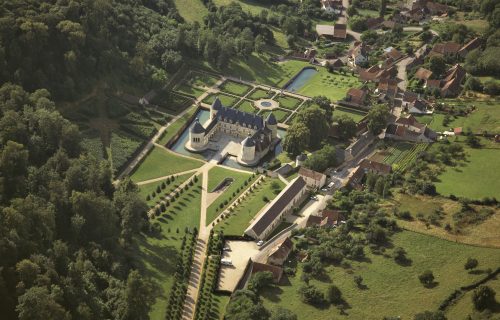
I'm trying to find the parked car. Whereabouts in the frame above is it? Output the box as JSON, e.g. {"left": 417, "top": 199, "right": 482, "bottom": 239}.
{"left": 310, "top": 195, "right": 318, "bottom": 200}
{"left": 223, "top": 247, "right": 231, "bottom": 252}
{"left": 221, "top": 259, "right": 233, "bottom": 266}
{"left": 257, "top": 240, "right": 264, "bottom": 246}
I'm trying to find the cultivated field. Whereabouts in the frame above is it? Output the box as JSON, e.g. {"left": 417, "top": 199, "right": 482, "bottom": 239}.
{"left": 382, "top": 143, "right": 428, "bottom": 173}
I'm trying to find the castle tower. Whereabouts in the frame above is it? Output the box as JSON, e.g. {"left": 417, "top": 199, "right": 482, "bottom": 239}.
{"left": 210, "top": 97, "right": 222, "bottom": 120}
{"left": 189, "top": 118, "right": 206, "bottom": 150}
{"left": 265, "top": 112, "right": 278, "bottom": 138}
{"left": 241, "top": 134, "right": 256, "bottom": 163}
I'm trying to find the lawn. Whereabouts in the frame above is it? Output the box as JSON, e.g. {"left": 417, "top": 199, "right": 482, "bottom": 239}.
{"left": 212, "top": 0, "right": 270, "bottom": 14}
{"left": 296, "top": 67, "right": 361, "bottom": 101}
{"left": 235, "top": 100, "right": 259, "bottom": 113}
{"left": 259, "top": 109, "right": 291, "bottom": 123}
{"left": 214, "top": 178, "right": 285, "bottom": 235}
{"left": 174, "top": 82, "right": 207, "bottom": 99}
{"left": 262, "top": 231, "right": 500, "bottom": 319}
{"left": 138, "top": 172, "right": 194, "bottom": 207}
{"left": 132, "top": 176, "right": 203, "bottom": 319}
{"left": 130, "top": 146, "right": 203, "bottom": 182}
{"left": 185, "top": 71, "right": 221, "bottom": 88}
{"left": 435, "top": 146, "right": 500, "bottom": 199}
{"left": 157, "top": 105, "right": 198, "bottom": 145}
{"left": 333, "top": 107, "right": 367, "bottom": 123}
{"left": 248, "top": 88, "right": 275, "bottom": 100}
{"left": 202, "top": 93, "right": 240, "bottom": 108}
{"left": 206, "top": 166, "right": 253, "bottom": 226}
{"left": 219, "top": 80, "right": 253, "bottom": 96}
{"left": 275, "top": 95, "right": 303, "bottom": 110}
{"left": 172, "top": 0, "right": 207, "bottom": 23}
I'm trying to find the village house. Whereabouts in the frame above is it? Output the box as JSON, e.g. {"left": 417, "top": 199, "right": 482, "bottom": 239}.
{"left": 306, "top": 209, "right": 345, "bottom": 228}
{"left": 384, "top": 114, "right": 437, "bottom": 142}
{"left": 245, "top": 177, "right": 308, "bottom": 240}
{"left": 250, "top": 262, "right": 283, "bottom": 283}
{"left": 298, "top": 167, "right": 327, "bottom": 189}
{"left": 440, "top": 64, "right": 466, "bottom": 97}
{"left": 377, "top": 78, "right": 399, "bottom": 100}
{"left": 414, "top": 67, "right": 433, "bottom": 82}
{"left": 316, "top": 24, "right": 347, "bottom": 40}
{"left": 366, "top": 17, "right": 385, "bottom": 30}
{"left": 348, "top": 158, "right": 392, "bottom": 189}
{"left": 358, "top": 63, "right": 398, "bottom": 83}
{"left": 345, "top": 131, "right": 374, "bottom": 160}
{"left": 384, "top": 47, "right": 404, "bottom": 61}
{"left": 429, "top": 42, "right": 462, "bottom": 59}
{"left": 267, "top": 237, "right": 294, "bottom": 266}
{"left": 458, "top": 37, "right": 482, "bottom": 58}
{"left": 321, "top": 0, "right": 343, "bottom": 14}
{"left": 343, "top": 88, "right": 369, "bottom": 108}
{"left": 348, "top": 42, "right": 369, "bottom": 67}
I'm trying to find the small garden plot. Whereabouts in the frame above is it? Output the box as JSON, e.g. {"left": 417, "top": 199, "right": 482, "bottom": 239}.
{"left": 202, "top": 93, "right": 239, "bottom": 108}
{"left": 81, "top": 129, "right": 105, "bottom": 160}
{"left": 110, "top": 130, "right": 143, "bottom": 173}
{"left": 259, "top": 109, "right": 291, "bottom": 123}
{"left": 383, "top": 143, "right": 428, "bottom": 173}
{"left": 333, "top": 107, "right": 367, "bottom": 123}
{"left": 219, "top": 80, "right": 252, "bottom": 96}
{"left": 235, "top": 100, "right": 258, "bottom": 113}
{"left": 174, "top": 82, "right": 206, "bottom": 99}
{"left": 185, "top": 71, "right": 220, "bottom": 88}
{"left": 247, "top": 88, "right": 275, "bottom": 100}
{"left": 275, "top": 95, "right": 302, "bottom": 110}
{"left": 151, "top": 90, "right": 194, "bottom": 115}
{"left": 131, "top": 146, "right": 203, "bottom": 182}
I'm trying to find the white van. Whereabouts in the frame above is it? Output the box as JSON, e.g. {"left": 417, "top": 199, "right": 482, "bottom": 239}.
{"left": 221, "top": 259, "right": 233, "bottom": 266}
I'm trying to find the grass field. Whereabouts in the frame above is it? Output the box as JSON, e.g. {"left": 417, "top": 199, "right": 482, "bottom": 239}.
{"left": 202, "top": 93, "right": 240, "bottom": 107}
{"left": 333, "top": 107, "right": 367, "bottom": 123}
{"left": 214, "top": 178, "right": 285, "bottom": 235}
{"left": 138, "top": 172, "right": 193, "bottom": 207}
{"left": 435, "top": 146, "right": 500, "bottom": 199}
{"left": 248, "top": 88, "right": 275, "bottom": 100}
{"left": 131, "top": 146, "right": 203, "bottom": 182}
{"left": 212, "top": 0, "right": 270, "bottom": 14}
{"left": 132, "top": 176, "right": 203, "bottom": 319}
{"left": 296, "top": 67, "right": 361, "bottom": 101}
{"left": 275, "top": 95, "right": 303, "bottom": 110}
{"left": 262, "top": 231, "right": 500, "bottom": 319}
{"left": 389, "top": 193, "right": 500, "bottom": 248}
{"left": 206, "top": 166, "right": 252, "bottom": 225}
{"left": 220, "top": 80, "right": 253, "bottom": 96}
{"left": 157, "top": 105, "right": 198, "bottom": 145}
{"left": 235, "top": 100, "right": 259, "bottom": 113}
{"left": 172, "top": 0, "right": 208, "bottom": 23}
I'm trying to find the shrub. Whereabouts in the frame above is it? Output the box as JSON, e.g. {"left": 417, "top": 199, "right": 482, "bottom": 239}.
{"left": 298, "top": 284, "right": 324, "bottom": 305}
{"left": 472, "top": 285, "right": 496, "bottom": 311}
{"left": 161, "top": 182, "right": 166, "bottom": 189}
{"left": 146, "top": 195, "right": 151, "bottom": 201}
{"left": 464, "top": 257, "right": 478, "bottom": 271}
{"left": 418, "top": 270, "right": 435, "bottom": 287}
{"left": 326, "top": 285, "right": 342, "bottom": 305}
{"left": 354, "top": 275, "right": 363, "bottom": 288}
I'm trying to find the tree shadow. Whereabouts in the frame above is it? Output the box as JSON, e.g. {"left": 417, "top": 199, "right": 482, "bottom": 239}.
{"left": 424, "top": 281, "right": 439, "bottom": 289}
{"left": 395, "top": 257, "right": 413, "bottom": 267}
{"left": 468, "top": 269, "right": 487, "bottom": 275}
{"left": 260, "top": 285, "right": 283, "bottom": 303}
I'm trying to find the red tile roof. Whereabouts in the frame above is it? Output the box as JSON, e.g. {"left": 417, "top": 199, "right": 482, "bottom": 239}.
{"left": 268, "top": 237, "right": 293, "bottom": 263}
{"left": 299, "top": 167, "right": 326, "bottom": 182}
{"left": 333, "top": 23, "right": 347, "bottom": 39}
{"left": 415, "top": 67, "right": 433, "bottom": 80}
{"left": 251, "top": 262, "right": 283, "bottom": 283}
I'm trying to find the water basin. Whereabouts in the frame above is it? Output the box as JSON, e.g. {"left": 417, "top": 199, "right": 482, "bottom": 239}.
{"left": 284, "top": 68, "right": 318, "bottom": 92}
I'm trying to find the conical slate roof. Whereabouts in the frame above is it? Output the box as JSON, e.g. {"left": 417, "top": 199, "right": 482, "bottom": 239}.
{"left": 266, "top": 112, "right": 277, "bottom": 125}
{"left": 212, "top": 97, "right": 222, "bottom": 110}
{"left": 190, "top": 118, "right": 205, "bottom": 134}
{"left": 242, "top": 135, "right": 255, "bottom": 147}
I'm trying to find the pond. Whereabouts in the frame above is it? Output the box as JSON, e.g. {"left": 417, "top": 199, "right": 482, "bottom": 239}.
{"left": 284, "top": 67, "right": 318, "bottom": 92}
{"left": 169, "top": 109, "right": 287, "bottom": 170}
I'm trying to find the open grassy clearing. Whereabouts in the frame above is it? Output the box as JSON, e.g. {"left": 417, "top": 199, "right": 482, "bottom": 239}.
{"left": 219, "top": 80, "right": 253, "bottom": 96}
{"left": 172, "top": 0, "right": 208, "bottom": 23}
{"left": 259, "top": 109, "right": 291, "bottom": 123}
{"left": 275, "top": 95, "right": 303, "bottom": 110}
{"left": 206, "top": 166, "right": 252, "bottom": 226}
{"left": 435, "top": 146, "right": 500, "bottom": 199}
{"left": 132, "top": 176, "right": 203, "bottom": 319}
{"left": 202, "top": 93, "right": 240, "bottom": 107}
{"left": 131, "top": 146, "right": 203, "bottom": 182}
{"left": 235, "top": 100, "right": 259, "bottom": 113}
{"left": 388, "top": 193, "right": 500, "bottom": 248}
{"left": 247, "top": 87, "right": 275, "bottom": 100}
{"left": 212, "top": 0, "right": 270, "bottom": 14}
{"left": 333, "top": 107, "right": 367, "bottom": 122}
{"left": 214, "top": 178, "right": 285, "bottom": 235}
{"left": 138, "top": 172, "right": 193, "bottom": 207}
{"left": 262, "top": 231, "right": 500, "bottom": 319}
